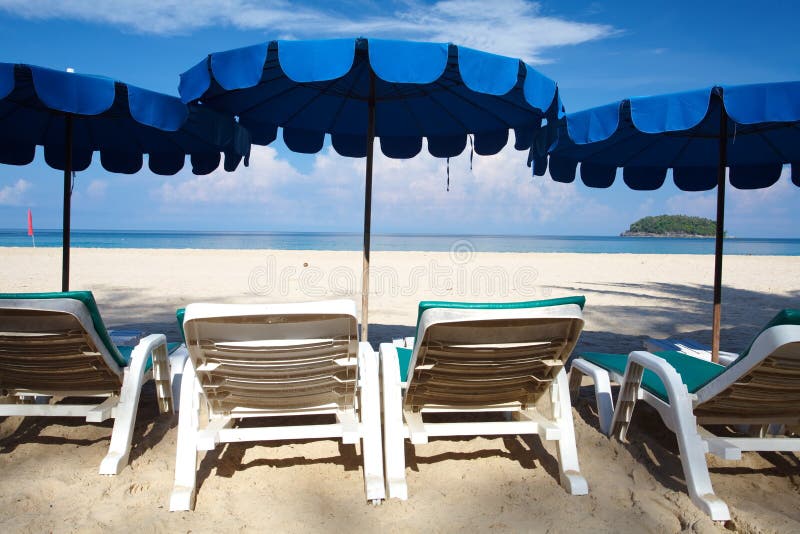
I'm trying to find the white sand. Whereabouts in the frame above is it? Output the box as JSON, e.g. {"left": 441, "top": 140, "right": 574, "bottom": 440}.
{"left": 0, "top": 247, "right": 799, "bottom": 532}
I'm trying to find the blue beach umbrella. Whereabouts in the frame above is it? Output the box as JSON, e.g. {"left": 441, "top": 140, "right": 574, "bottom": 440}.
{"left": 0, "top": 63, "right": 251, "bottom": 291}
{"left": 530, "top": 82, "right": 800, "bottom": 360}
{"left": 178, "top": 37, "right": 562, "bottom": 339}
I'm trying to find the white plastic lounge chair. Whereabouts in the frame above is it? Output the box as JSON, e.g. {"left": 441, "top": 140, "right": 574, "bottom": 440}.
{"left": 169, "top": 300, "right": 384, "bottom": 511}
{"left": 0, "top": 291, "right": 176, "bottom": 474}
{"left": 569, "top": 309, "right": 800, "bottom": 521}
{"left": 380, "top": 296, "right": 588, "bottom": 500}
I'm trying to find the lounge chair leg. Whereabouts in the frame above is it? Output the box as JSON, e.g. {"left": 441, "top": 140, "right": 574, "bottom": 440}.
{"left": 567, "top": 367, "right": 582, "bottom": 402}
{"left": 358, "top": 342, "right": 386, "bottom": 503}
{"left": 379, "top": 343, "right": 408, "bottom": 500}
{"left": 170, "top": 358, "right": 201, "bottom": 511}
{"left": 99, "top": 335, "right": 163, "bottom": 475}
{"left": 614, "top": 353, "right": 731, "bottom": 521}
{"left": 570, "top": 359, "right": 615, "bottom": 436}
{"left": 150, "top": 340, "right": 173, "bottom": 414}
{"left": 671, "top": 397, "right": 730, "bottom": 520}
{"left": 609, "top": 361, "right": 644, "bottom": 442}
{"left": 552, "top": 369, "right": 588, "bottom": 495}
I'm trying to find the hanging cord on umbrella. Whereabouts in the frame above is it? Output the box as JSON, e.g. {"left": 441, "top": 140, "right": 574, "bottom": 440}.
{"left": 446, "top": 157, "right": 450, "bottom": 192}
{"left": 445, "top": 135, "right": 476, "bottom": 191}
{"left": 71, "top": 170, "right": 76, "bottom": 194}
{"left": 469, "top": 134, "right": 474, "bottom": 171}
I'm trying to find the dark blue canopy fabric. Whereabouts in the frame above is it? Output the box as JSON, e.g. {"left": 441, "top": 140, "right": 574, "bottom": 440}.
{"left": 0, "top": 63, "right": 251, "bottom": 175}
{"left": 532, "top": 82, "right": 800, "bottom": 191}
{"left": 179, "top": 37, "right": 562, "bottom": 159}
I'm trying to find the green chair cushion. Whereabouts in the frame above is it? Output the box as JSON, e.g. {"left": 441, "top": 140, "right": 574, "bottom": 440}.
{"left": 396, "top": 347, "right": 413, "bottom": 382}
{"left": 414, "top": 296, "right": 585, "bottom": 339}
{"left": 734, "top": 309, "right": 800, "bottom": 364}
{"left": 580, "top": 308, "right": 800, "bottom": 403}
{"left": 176, "top": 308, "right": 186, "bottom": 343}
{"left": 580, "top": 350, "right": 726, "bottom": 402}
{"left": 416, "top": 295, "right": 585, "bottom": 325}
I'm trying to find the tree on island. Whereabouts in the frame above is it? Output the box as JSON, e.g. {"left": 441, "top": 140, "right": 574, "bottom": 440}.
{"left": 622, "top": 215, "right": 723, "bottom": 237}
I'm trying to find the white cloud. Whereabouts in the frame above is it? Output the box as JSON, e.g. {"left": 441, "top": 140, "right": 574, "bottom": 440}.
{"left": 665, "top": 191, "right": 716, "bottom": 218}
{"left": 635, "top": 197, "right": 655, "bottom": 216}
{"left": 158, "top": 145, "right": 306, "bottom": 204}
{"left": 657, "top": 166, "right": 800, "bottom": 237}
{"left": 0, "top": 179, "right": 31, "bottom": 205}
{"left": 727, "top": 166, "right": 793, "bottom": 215}
{"left": 0, "top": 0, "right": 616, "bottom": 63}
{"left": 664, "top": 166, "right": 796, "bottom": 220}
{"left": 86, "top": 179, "right": 108, "bottom": 199}
{"left": 153, "top": 137, "right": 612, "bottom": 234}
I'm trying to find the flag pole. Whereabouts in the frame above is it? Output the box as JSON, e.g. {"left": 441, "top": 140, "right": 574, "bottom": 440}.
{"left": 27, "top": 208, "right": 35, "bottom": 247}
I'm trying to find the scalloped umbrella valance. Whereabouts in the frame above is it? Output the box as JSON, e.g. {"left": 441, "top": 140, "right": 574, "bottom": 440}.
{"left": 0, "top": 63, "right": 252, "bottom": 290}
{"left": 530, "top": 81, "right": 800, "bottom": 360}
{"left": 179, "top": 37, "right": 562, "bottom": 339}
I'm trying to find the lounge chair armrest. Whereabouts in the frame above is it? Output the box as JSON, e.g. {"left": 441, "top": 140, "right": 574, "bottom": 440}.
{"left": 391, "top": 337, "right": 416, "bottom": 349}
{"left": 612, "top": 350, "right": 732, "bottom": 521}
{"left": 610, "top": 350, "right": 696, "bottom": 442}
{"left": 569, "top": 358, "right": 615, "bottom": 436}
{"left": 379, "top": 343, "right": 398, "bottom": 356}
{"left": 378, "top": 343, "right": 402, "bottom": 385}
{"left": 358, "top": 341, "right": 379, "bottom": 384}
{"left": 359, "top": 341, "right": 377, "bottom": 356}
{"left": 357, "top": 341, "right": 386, "bottom": 501}
{"left": 129, "top": 333, "right": 168, "bottom": 372}
{"left": 625, "top": 350, "right": 692, "bottom": 404}
{"left": 131, "top": 333, "right": 173, "bottom": 413}
{"left": 169, "top": 344, "right": 190, "bottom": 413}
{"left": 98, "top": 333, "right": 167, "bottom": 476}
{"left": 378, "top": 342, "right": 408, "bottom": 499}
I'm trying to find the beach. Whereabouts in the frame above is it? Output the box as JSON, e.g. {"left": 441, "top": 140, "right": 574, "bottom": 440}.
{"left": 1, "top": 246, "right": 799, "bottom": 532}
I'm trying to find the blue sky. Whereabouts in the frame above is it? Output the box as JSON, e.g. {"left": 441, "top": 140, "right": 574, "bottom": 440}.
{"left": 0, "top": 0, "right": 798, "bottom": 237}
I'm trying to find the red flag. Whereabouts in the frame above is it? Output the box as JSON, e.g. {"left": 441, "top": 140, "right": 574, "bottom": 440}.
{"left": 27, "top": 209, "right": 34, "bottom": 236}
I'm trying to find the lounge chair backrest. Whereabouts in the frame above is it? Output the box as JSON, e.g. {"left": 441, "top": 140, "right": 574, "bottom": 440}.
{"left": 182, "top": 300, "right": 360, "bottom": 414}
{"left": 694, "top": 316, "right": 800, "bottom": 421}
{"left": 0, "top": 294, "right": 125, "bottom": 392}
{"left": 403, "top": 300, "right": 584, "bottom": 411}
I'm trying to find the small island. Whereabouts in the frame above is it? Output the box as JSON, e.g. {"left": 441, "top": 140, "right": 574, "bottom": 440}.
{"left": 621, "top": 214, "right": 721, "bottom": 238}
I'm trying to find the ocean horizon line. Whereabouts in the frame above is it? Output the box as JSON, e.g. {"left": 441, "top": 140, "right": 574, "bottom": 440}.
{"left": 1, "top": 228, "right": 798, "bottom": 241}
{"left": 0, "top": 228, "right": 798, "bottom": 255}
{"left": 1, "top": 228, "right": 612, "bottom": 238}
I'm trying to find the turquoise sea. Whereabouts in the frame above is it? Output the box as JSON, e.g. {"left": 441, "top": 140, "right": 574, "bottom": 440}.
{"left": 1, "top": 229, "right": 799, "bottom": 255}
